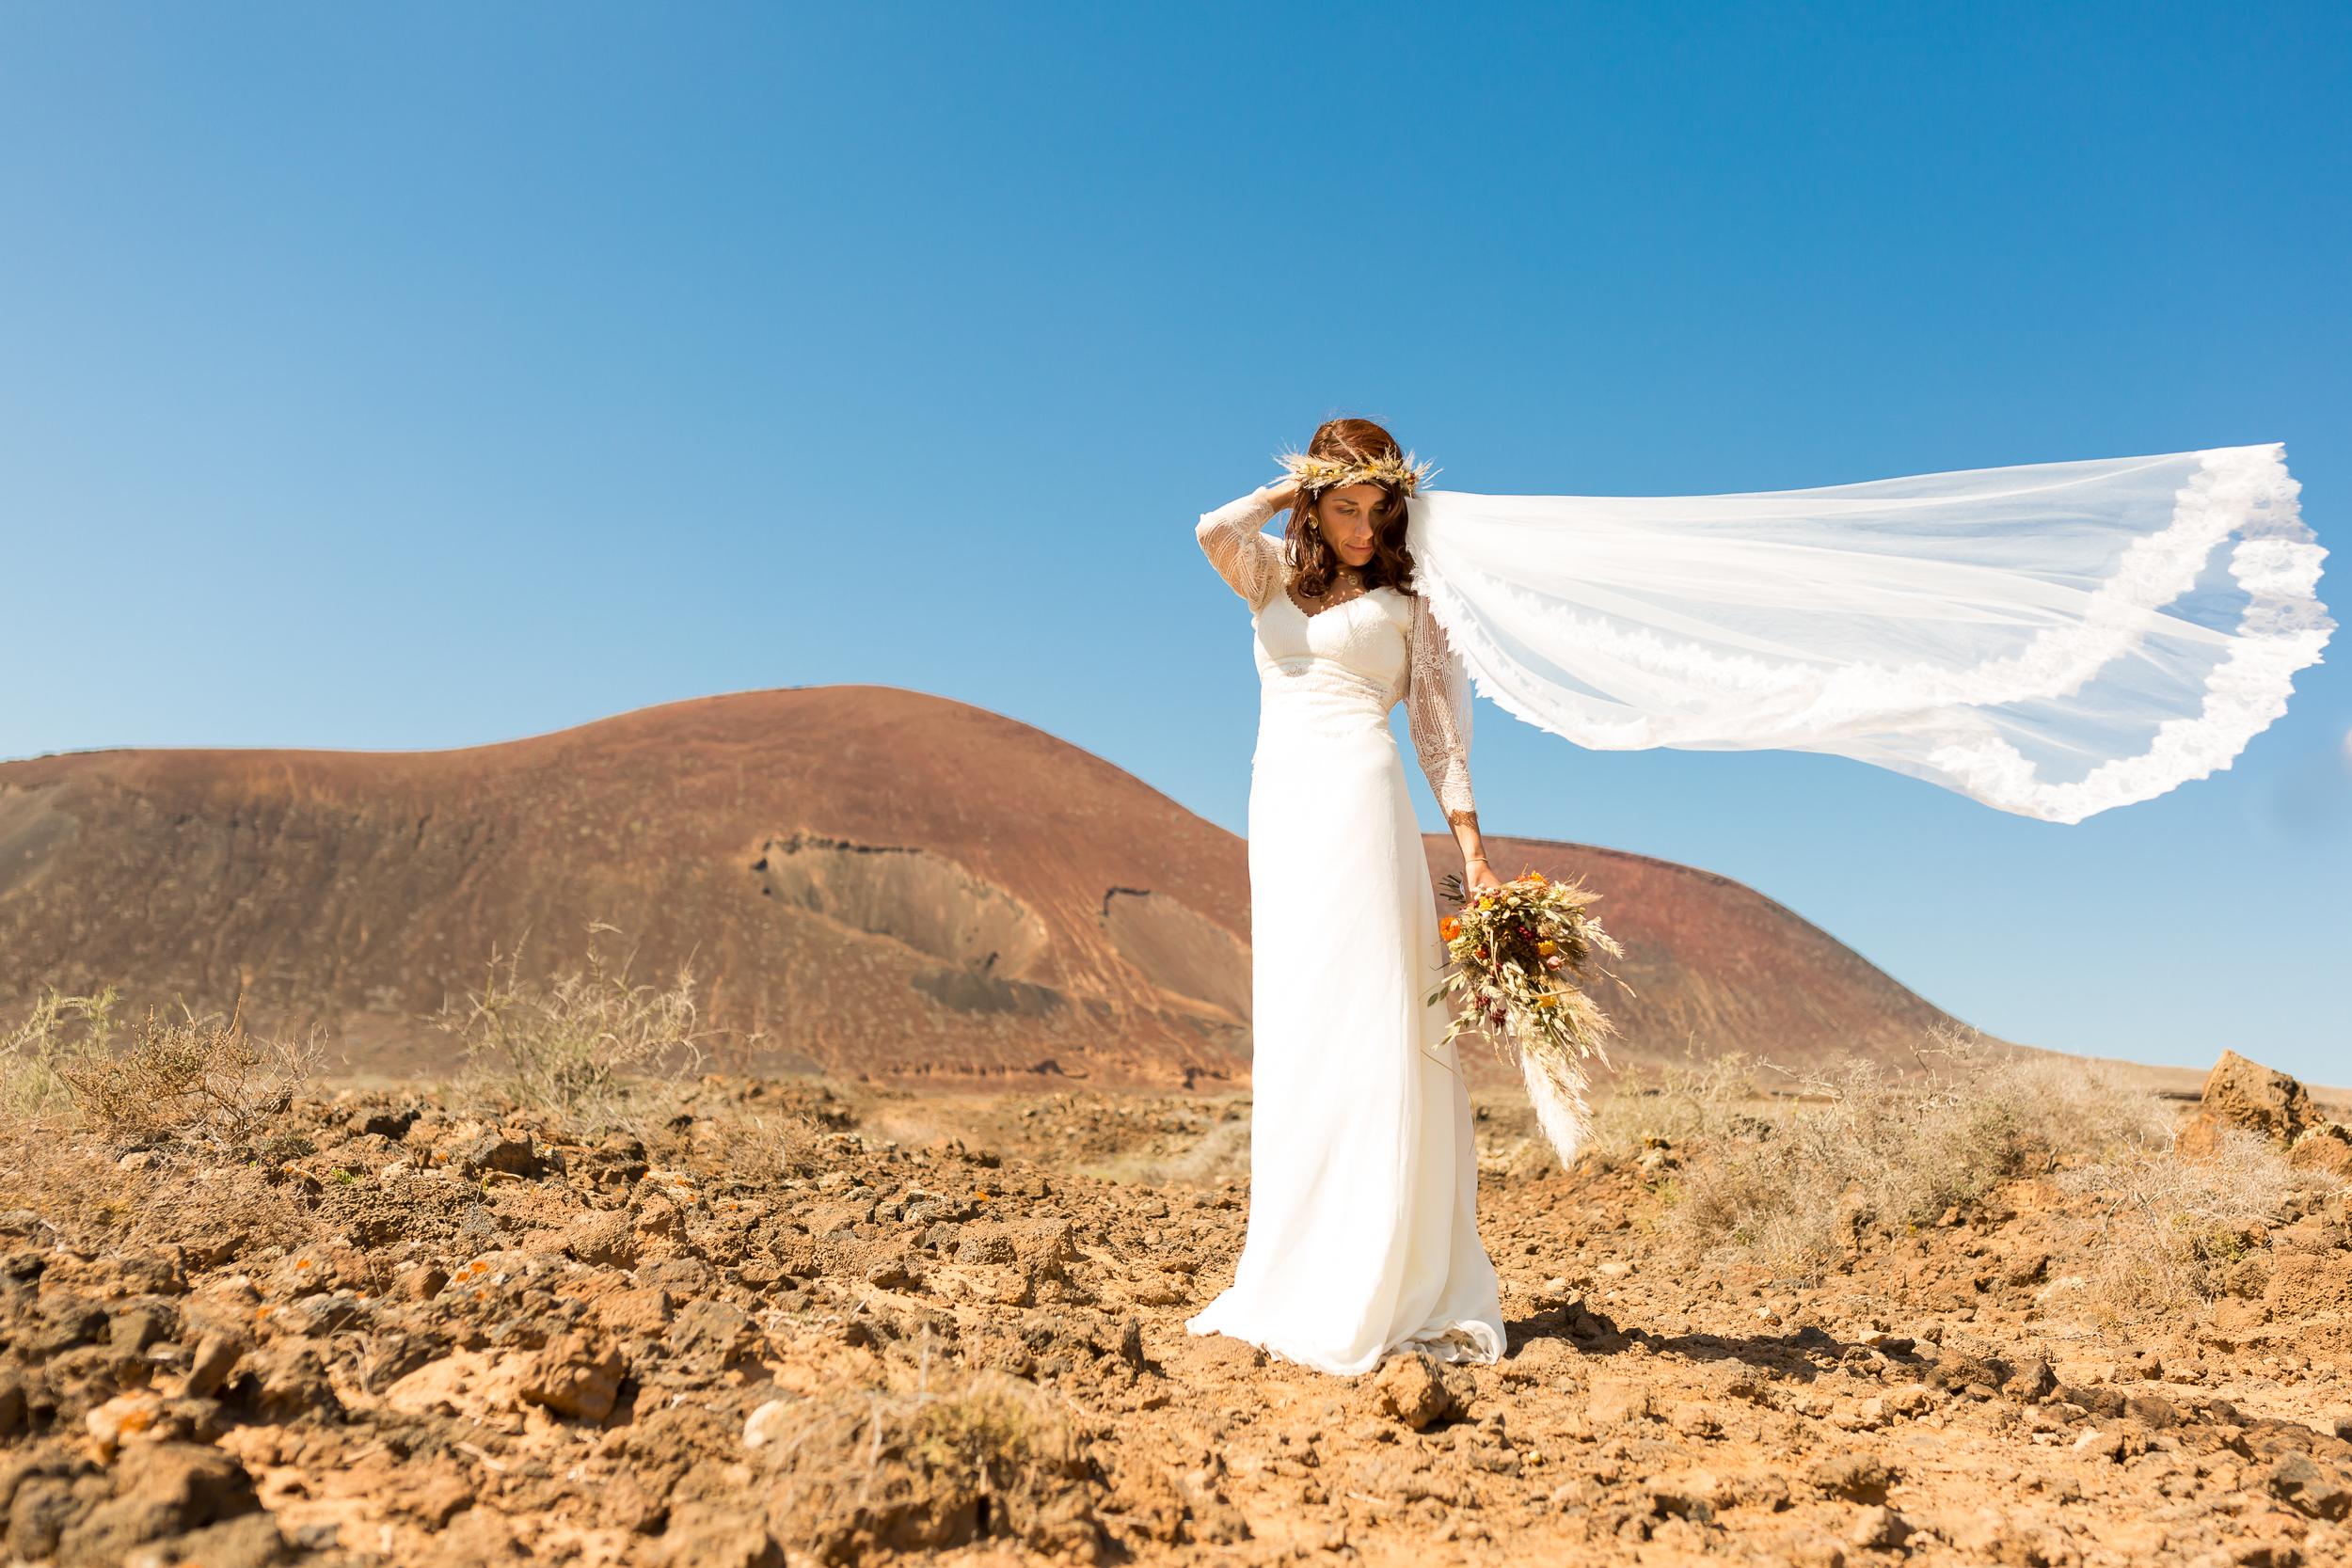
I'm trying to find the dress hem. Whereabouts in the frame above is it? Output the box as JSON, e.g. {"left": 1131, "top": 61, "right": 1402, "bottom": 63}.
{"left": 1184, "top": 1307, "right": 1503, "bottom": 1379}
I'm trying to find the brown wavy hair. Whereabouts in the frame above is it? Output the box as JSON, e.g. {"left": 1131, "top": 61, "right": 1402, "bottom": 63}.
{"left": 1284, "top": 418, "right": 1419, "bottom": 600}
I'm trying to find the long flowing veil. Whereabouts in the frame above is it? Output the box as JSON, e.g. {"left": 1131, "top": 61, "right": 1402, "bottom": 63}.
{"left": 1407, "top": 445, "right": 2329, "bottom": 823}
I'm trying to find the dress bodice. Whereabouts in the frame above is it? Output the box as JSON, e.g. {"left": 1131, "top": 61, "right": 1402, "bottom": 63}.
{"left": 1253, "top": 584, "right": 1413, "bottom": 685}
{"left": 1251, "top": 587, "right": 1413, "bottom": 737}
{"left": 1196, "top": 490, "right": 1478, "bottom": 816}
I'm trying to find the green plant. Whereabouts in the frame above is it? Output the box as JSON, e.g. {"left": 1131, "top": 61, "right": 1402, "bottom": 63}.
{"left": 2201, "top": 1223, "right": 2251, "bottom": 1263}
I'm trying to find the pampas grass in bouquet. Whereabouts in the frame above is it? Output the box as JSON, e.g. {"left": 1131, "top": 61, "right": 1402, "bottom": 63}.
{"left": 1428, "top": 870, "right": 1622, "bottom": 1163}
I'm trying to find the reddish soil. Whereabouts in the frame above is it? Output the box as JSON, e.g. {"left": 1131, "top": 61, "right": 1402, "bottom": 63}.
{"left": 3, "top": 689, "right": 1979, "bottom": 1093}
{"left": 1, "top": 1082, "right": 2346, "bottom": 1567}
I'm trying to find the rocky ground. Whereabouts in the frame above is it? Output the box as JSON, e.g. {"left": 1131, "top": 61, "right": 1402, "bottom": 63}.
{"left": 0, "top": 1075, "right": 2347, "bottom": 1568}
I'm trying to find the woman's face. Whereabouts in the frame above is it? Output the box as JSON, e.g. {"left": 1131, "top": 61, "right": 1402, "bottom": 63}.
{"left": 1314, "top": 483, "right": 1385, "bottom": 569}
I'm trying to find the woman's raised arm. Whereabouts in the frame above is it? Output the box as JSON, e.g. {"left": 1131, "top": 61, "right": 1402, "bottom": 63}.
{"left": 1196, "top": 481, "right": 1295, "bottom": 611}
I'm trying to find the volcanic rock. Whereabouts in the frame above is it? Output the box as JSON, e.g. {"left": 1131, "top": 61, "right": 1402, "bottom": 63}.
{"left": 1588, "top": 1379, "right": 1654, "bottom": 1426}
{"left": 1372, "top": 1354, "right": 1457, "bottom": 1430}
{"left": 2266, "top": 1452, "right": 2352, "bottom": 1520}
{"left": 2201, "top": 1049, "right": 2317, "bottom": 1142}
{"left": 1806, "top": 1451, "right": 1896, "bottom": 1502}
{"left": 2292, "top": 1123, "right": 2352, "bottom": 1177}
{"left": 518, "top": 1331, "right": 627, "bottom": 1421}
{"left": 4, "top": 1073, "right": 2351, "bottom": 1566}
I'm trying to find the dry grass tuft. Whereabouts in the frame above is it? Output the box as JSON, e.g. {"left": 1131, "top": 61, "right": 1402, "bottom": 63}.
{"left": 757, "top": 1370, "right": 1098, "bottom": 1559}
{"left": 1094, "top": 1117, "right": 1252, "bottom": 1191}
{"left": 1604, "top": 1032, "right": 2175, "bottom": 1275}
{"left": 1158, "top": 1117, "right": 1252, "bottom": 1189}
{"left": 55, "top": 1006, "right": 319, "bottom": 1149}
{"left": 666, "top": 1093, "right": 843, "bottom": 1185}
{"left": 0, "top": 987, "right": 123, "bottom": 1124}
{"left": 4, "top": 990, "right": 318, "bottom": 1150}
{"left": 439, "top": 925, "right": 714, "bottom": 1125}
{"left": 1065, "top": 1099, "right": 1253, "bottom": 1191}
{"left": 0, "top": 988, "right": 329, "bottom": 1259}
{"left": 0, "top": 1137, "right": 324, "bottom": 1258}
{"left": 2061, "top": 1125, "right": 2340, "bottom": 1321}
{"left": 1588, "top": 1050, "right": 1768, "bottom": 1164}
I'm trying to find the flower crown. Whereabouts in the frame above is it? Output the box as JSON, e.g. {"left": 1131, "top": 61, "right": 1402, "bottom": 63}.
{"left": 1277, "top": 448, "right": 1438, "bottom": 499}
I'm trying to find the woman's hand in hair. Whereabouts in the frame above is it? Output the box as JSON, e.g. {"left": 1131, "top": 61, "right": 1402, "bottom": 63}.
{"left": 1258, "top": 477, "right": 1302, "bottom": 515}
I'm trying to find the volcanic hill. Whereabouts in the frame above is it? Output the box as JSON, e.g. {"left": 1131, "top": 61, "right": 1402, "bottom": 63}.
{"left": 0, "top": 688, "right": 1973, "bottom": 1087}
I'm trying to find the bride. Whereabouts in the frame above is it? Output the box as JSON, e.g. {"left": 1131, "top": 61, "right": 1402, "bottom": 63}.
{"left": 1184, "top": 418, "right": 1507, "bottom": 1375}
{"left": 1183, "top": 417, "right": 2326, "bottom": 1377}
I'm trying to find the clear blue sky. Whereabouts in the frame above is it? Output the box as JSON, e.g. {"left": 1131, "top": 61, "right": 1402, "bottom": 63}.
{"left": 4, "top": 3, "right": 2346, "bottom": 1082}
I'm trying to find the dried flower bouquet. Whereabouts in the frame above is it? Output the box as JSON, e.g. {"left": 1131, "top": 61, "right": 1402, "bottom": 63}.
{"left": 1429, "top": 870, "right": 1623, "bottom": 1161}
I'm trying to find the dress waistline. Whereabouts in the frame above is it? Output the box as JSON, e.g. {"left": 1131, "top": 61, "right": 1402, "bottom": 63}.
{"left": 1257, "top": 658, "right": 1397, "bottom": 741}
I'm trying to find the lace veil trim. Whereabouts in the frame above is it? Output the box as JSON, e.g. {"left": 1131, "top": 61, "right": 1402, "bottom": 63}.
{"left": 1407, "top": 444, "right": 2329, "bottom": 824}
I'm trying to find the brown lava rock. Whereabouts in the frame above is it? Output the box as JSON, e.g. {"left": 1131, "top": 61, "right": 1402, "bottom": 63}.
{"left": 1372, "top": 1353, "right": 1458, "bottom": 1430}
{"left": 0, "top": 1070, "right": 2344, "bottom": 1567}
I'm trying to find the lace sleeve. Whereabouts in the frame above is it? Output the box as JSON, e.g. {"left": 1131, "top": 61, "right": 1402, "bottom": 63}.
{"left": 1196, "top": 492, "right": 1285, "bottom": 610}
{"left": 1405, "top": 594, "right": 1478, "bottom": 817}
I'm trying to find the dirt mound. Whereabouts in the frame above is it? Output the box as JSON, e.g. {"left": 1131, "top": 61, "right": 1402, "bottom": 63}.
{"left": 5, "top": 686, "right": 1984, "bottom": 1088}
{"left": 0, "top": 1075, "right": 2346, "bottom": 1567}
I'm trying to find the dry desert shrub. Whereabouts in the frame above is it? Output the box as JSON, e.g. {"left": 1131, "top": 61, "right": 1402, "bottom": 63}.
{"left": 1102, "top": 1115, "right": 1250, "bottom": 1191}
{"left": 2060, "top": 1124, "right": 2339, "bottom": 1320}
{"left": 1588, "top": 1050, "right": 1766, "bottom": 1164}
{"left": 4, "top": 990, "right": 318, "bottom": 1150}
{"left": 666, "top": 1093, "right": 840, "bottom": 1185}
{"left": 0, "top": 1136, "right": 321, "bottom": 1259}
{"left": 0, "top": 989, "right": 326, "bottom": 1258}
{"left": 0, "top": 1136, "right": 152, "bottom": 1244}
{"left": 1161, "top": 1116, "right": 1252, "bottom": 1188}
{"left": 1626, "top": 1033, "right": 2173, "bottom": 1275}
{"left": 1070, "top": 1100, "right": 1252, "bottom": 1190}
{"left": 441, "top": 925, "right": 712, "bottom": 1125}
{"left": 0, "top": 987, "right": 123, "bottom": 1124}
{"left": 755, "top": 1371, "right": 1099, "bottom": 1560}
{"left": 55, "top": 1006, "right": 319, "bottom": 1149}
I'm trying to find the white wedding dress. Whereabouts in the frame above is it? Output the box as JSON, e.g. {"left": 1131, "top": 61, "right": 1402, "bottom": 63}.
{"left": 1184, "top": 492, "right": 1505, "bottom": 1376}
{"left": 1175, "top": 443, "right": 2329, "bottom": 1373}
